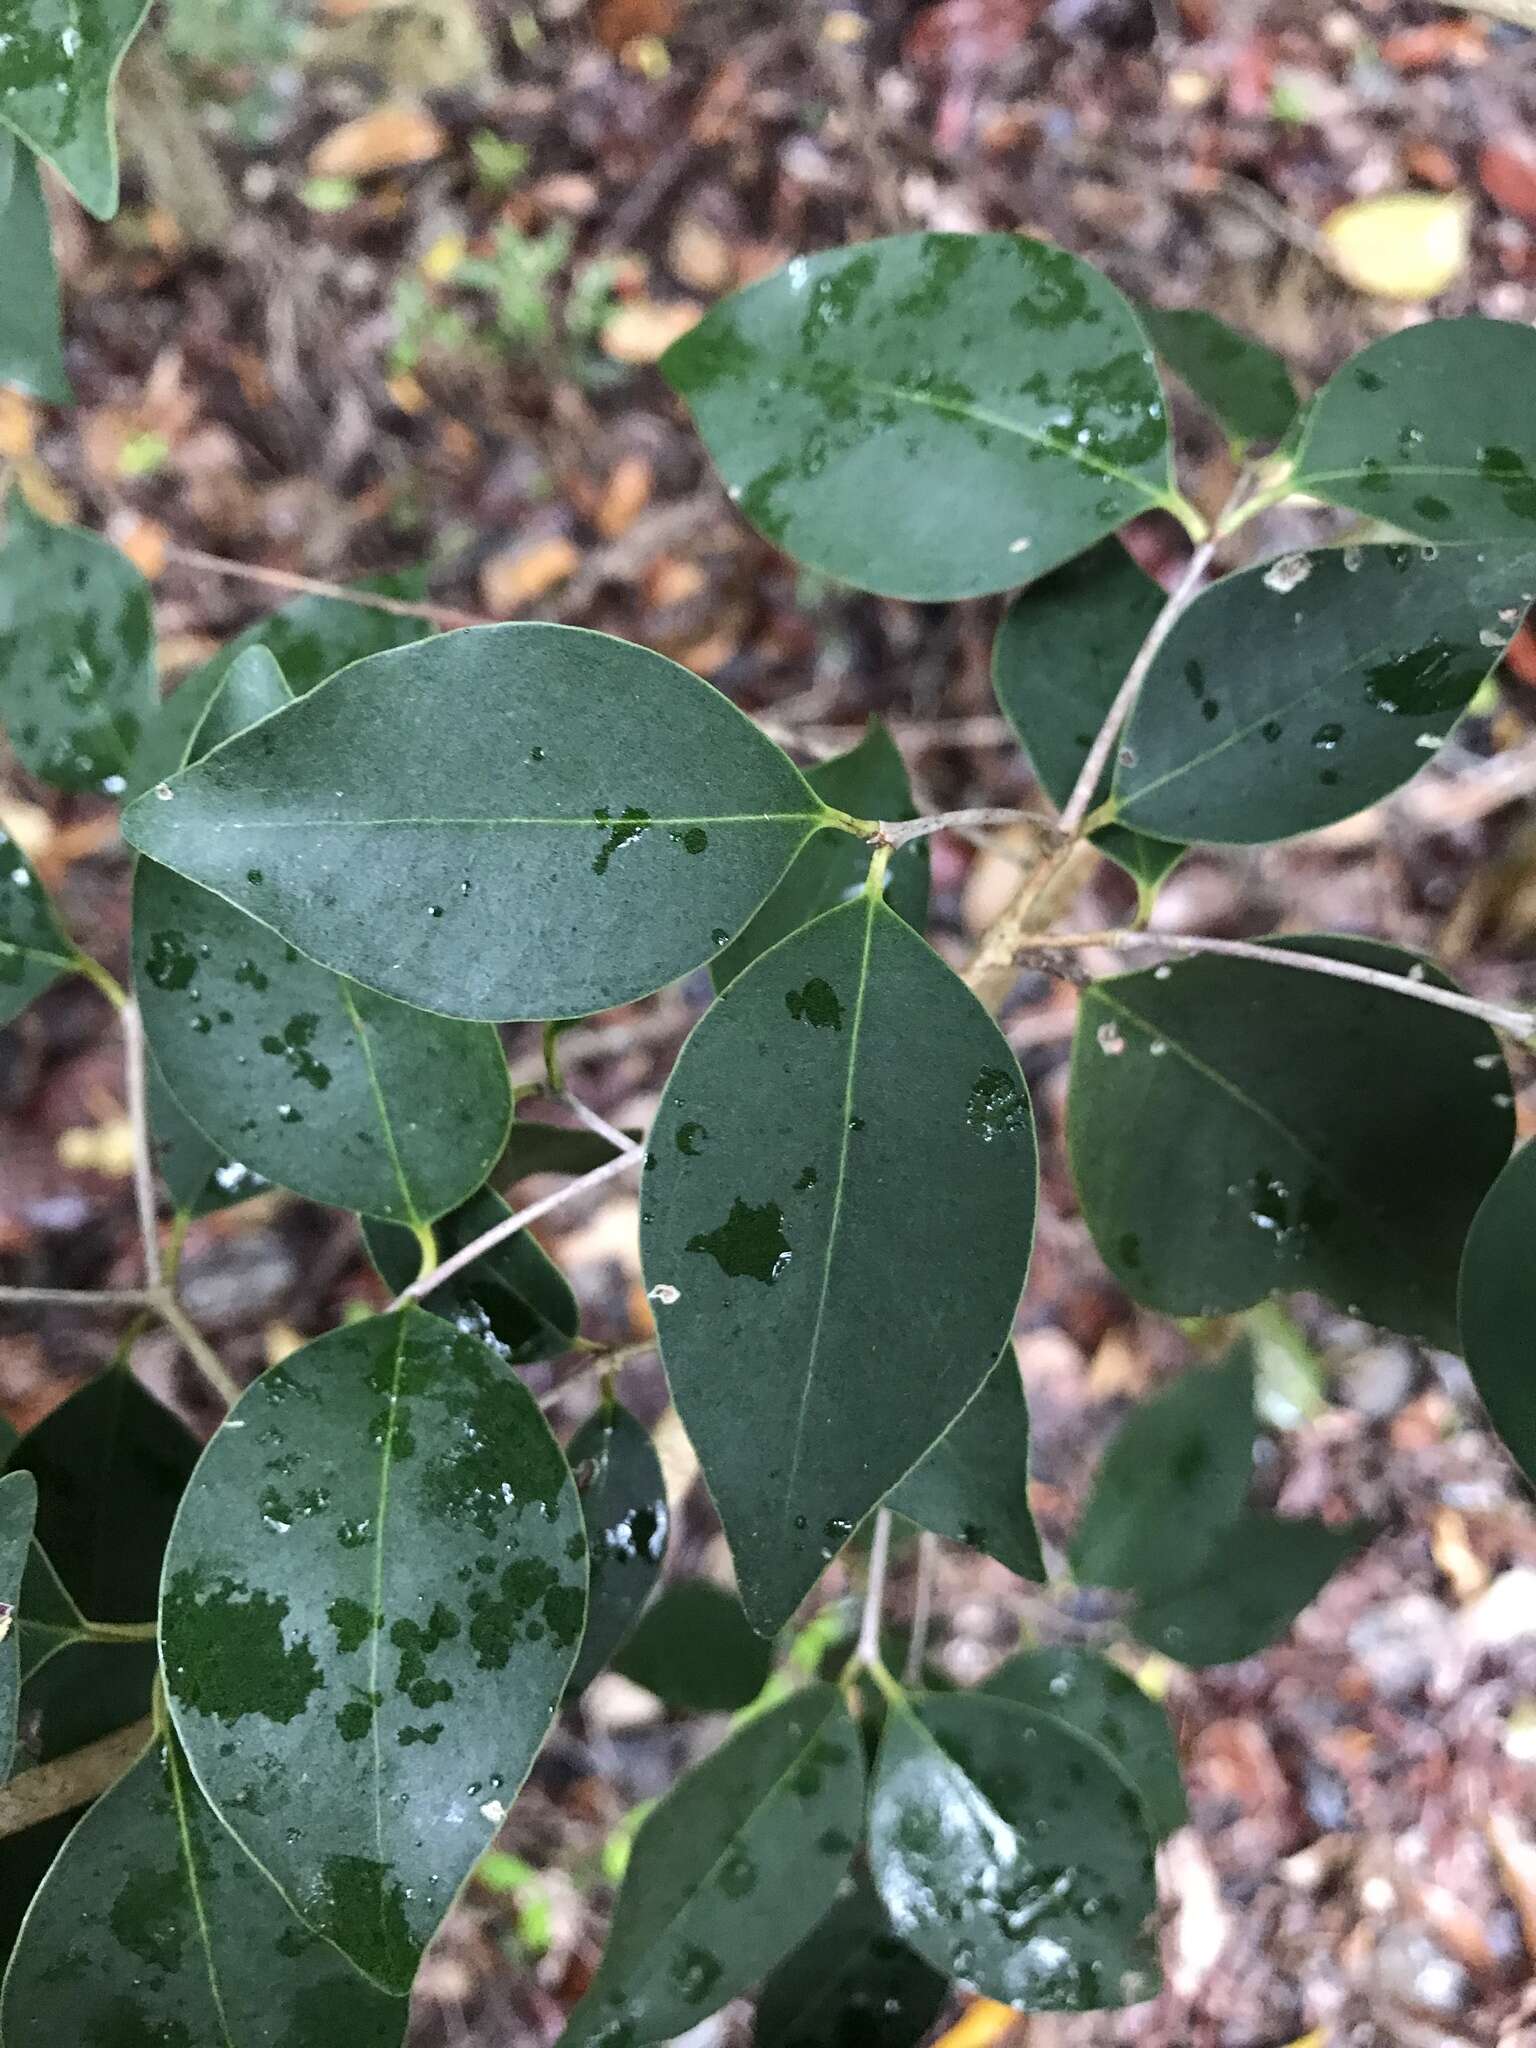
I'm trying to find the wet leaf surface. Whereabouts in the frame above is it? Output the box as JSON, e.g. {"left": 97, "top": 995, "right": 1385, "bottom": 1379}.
{"left": 1068, "top": 937, "right": 1514, "bottom": 1345}
{"left": 566, "top": 1403, "right": 669, "bottom": 1692}
{"left": 135, "top": 859, "right": 512, "bottom": 1224}
{"left": 0, "top": 0, "right": 150, "bottom": 218}
{"left": 147, "top": 1045, "right": 270, "bottom": 1216}
{"left": 0, "top": 1736, "right": 407, "bottom": 2046}
{"left": 123, "top": 624, "right": 830, "bottom": 1021}
{"left": 666, "top": 231, "right": 1173, "bottom": 600}
{"left": 868, "top": 1692, "right": 1159, "bottom": 2010}
{"left": 0, "top": 133, "right": 70, "bottom": 402}
{"left": 612, "top": 1579, "right": 770, "bottom": 1713}
{"left": 364, "top": 1188, "right": 579, "bottom": 1361}
{"left": 160, "top": 1309, "right": 587, "bottom": 1994}
{"left": 0, "top": 1472, "right": 37, "bottom": 1779}
{"left": 1458, "top": 1138, "right": 1536, "bottom": 1488}
{"left": 886, "top": 1342, "right": 1045, "bottom": 1580}
{"left": 563, "top": 1684, "right": 863, "bottom": 2047}
{"left": 1113, "top": 542, "right": 1536, "bottom": 844}
{"left": 755, "top": 1869, "right": 948, "bottom": 2048}
{"left": 1130, "top": 1512, "right": 1370, "bottom": 1666}
{"left": 0, "top": 822, "right": 76, "bottom": 1028}
{"left": 1138, "top": 305, "right": 1297, "bottom": 450}
{"left": 643, "top": 894, "right": 1036, "bottom": 1633}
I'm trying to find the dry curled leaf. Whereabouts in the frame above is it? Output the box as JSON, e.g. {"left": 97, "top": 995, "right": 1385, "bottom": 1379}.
{"left": 308, "top": 104, "right": 447, "bottom": 178}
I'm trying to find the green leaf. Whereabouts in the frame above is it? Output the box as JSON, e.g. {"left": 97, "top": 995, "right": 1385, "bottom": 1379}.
{"left": 0, "top": 1473, "right": 37, "bottom": 1778}
{"left": 7, "top": 1364, "right": 196, "bottom": 1623}
{"left": 0, "top": 0, "right": 150, "bottom": 219}
{"left": 992, "top": 542, "right": 1185, "bottom": 898}
{"left": 134, "top": 859, "right": 512, "bottom": 1224}
{"left": 0, "top": 1736, "right": 407, "bottom": 2046}
{"left": 1068, "top": 937, "right": 1514, "bottom": 1346}
{"left": 1071, "top": 1344, "right": 1254, "bottom": 1593}
{"left": 566, "top": 1403, "right": 669, "bottom": 1692}
{"left": 755, "top": 1871, "right": 949, "bottom": 2048}
{"left": 184, "top": 643, "right": 293, "bottom": 764}
{"left": 712, "top": 719, "right": 929, "bottom": 992}
{"left": 563, "top": 1684, "right": 864, "bottom": 2047}
{"left": 1458, "top": 1139, "right": 1536, "bottom": 1487}
{"left": 868, "top": 1693, "right": 1159, "bottom": 2010}
{"left": 0, "top": 134, "right": 71, "bottom": 403}
{"left": 1130, "top": 1511, "right": 1368, "bottom": 1666}
{"left": 121, "top": 623, "right": 831, "bottom": 1021}
{"left": 147, "top": 1045, "right": 270, "bottom": 1216}
{"left": 194, "top": 569, "right": 433, "bottom": 701}
{"left": 664, "top": 231, "right": 1174, "bottom": 601}
{"left": 1137, "top": 305, "right": 1297, "bottom": 451}
{"left": 642, "top": 894, "right": 1037, "bottom": 1634}
{"left": 160, "top": 1309, "right": 587, "bottom": 1995}
{"left": 0, "top": 822, "right": 76, "bottom": 1027}
{"left": 886, "top": 1342, "right": 1045, "bottom": 1580}
{"left": 1111, "top": 542, "right": 1536, "bottom": 844}
{"left": 611, "top": 1580, "right": 771, "bottom": 1713}
{"left": 1291, "top": 320, "right": 1536, "bottom": 543}
{"left": 983, "top": 1648, "right": 1186, "bottom": 1841}
{"left": 0, "top": 493, "right": 155, "bottom": 794}
{"left": 363, "top": 1187, "right": 578, "bottom": 1360}
{"left": 121, "top": 665, "right": 230, "bottom": 806}
{"left": 501, "top": 1114, "right": 626, "bottom": 1183}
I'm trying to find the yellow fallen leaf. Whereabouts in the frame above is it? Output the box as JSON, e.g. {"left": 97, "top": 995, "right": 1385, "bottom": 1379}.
{"left": 480, "top": 535, "right": 580, "bottom": 612}
{"left": 57, "top": 1119, "right": 136, "bottom": 1179}
{"left": 420, "top": 231, "right": 466, "bottom": 283}
{"left": 1321, "top": 191, "right": 1471, "bottom": 300}
{"left": 0, "top": 390, "right": 37, "bottom": 461}
{"left": 600, "top": 300, "right": 703, "bottom": 364}
{"left": 308, "top": 103, "right": 447, "bottom": 179}
{"left": 930, "top": 1999, "right": 1021, "bottom": 2048}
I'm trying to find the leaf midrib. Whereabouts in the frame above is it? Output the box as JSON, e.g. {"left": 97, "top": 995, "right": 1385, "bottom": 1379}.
{"left": 339, "top": 984, "right": 421, "bottom": 1228}
{"left": 152, "top": 811, "right": 829, "bottom": 832}
{"left": 365, "top": 1316, "right": 409, "bottom": 1967}
{"left": 166, "top": 1739, "right": 240, "bottom": 2048}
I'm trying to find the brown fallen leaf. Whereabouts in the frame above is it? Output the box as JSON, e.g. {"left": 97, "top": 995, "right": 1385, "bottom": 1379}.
{"left": 480, "top": 535, "right": 580, "bottom": 612}
{"left": 1481, "top": 136, "right": 1536, "bottom": 227}
{"left": 594, "top": 0, "right": 680, "bottom": 54}
{"left": 600, "top": 300, "right": 703, "bottom": 364}
{"left": 308, "top": 104, "right": 447, "bottom": 179}
{"left": 594, "top": 453, "right": 654, "bottom": 540}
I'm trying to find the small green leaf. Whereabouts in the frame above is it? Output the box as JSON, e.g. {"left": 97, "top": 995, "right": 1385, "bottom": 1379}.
{"left": 0, "top": 822, "right": 76, "bottom": 1026}
{"left": 983, "top": 1647, "right": 1186, "bottom": 1841}
{"left": 563, "top": 1684, "right": 864, "bottom": 2047}
{"left": 1068, "top": 938, "right": 1514, "bottom": 1346}
{"left": 886, "top": 1342, "right": 1045, "bottom": 1580}
{"left": 0, "top": 493, "right": 155, "bottom": 794}
{"left": 0, "top": 1737, "right": 407, "bottom": 2046}
{"left": 1291, "top": 320, "right": 1536, "bottom": 543}
{"left": 992, "top": 542, "right": 1184, "bottom": 897}
{"left": 363, "top": 1187, "right": 578, "bottom": 1360}
{"left": 1137, "top": 305, "right": 1296, "bottom": 451}
{"left": 0, "top": 134, "right": 71, "bottom": 403}
{"left": 501, "top": 1114, "right": 626, "bottom": 1183}
{"left": 642, "top": 895, "right": 1036, "bottom": 1634}
{"left": 7, "top": 1364, "right": 196, "bottom": 1623}
{"left": 756, "top": 1871, "right": 949, "bottom": 2048}
{"left": 1072, "top": 1344, "right": 1254, "bottom": 1593}
{"left": 134, "top": 860, "right": 512, "bottom": 1224}
{"left": 193, "top": 569, "right": 433, "bottom": 700}
{"left": 121, "top": 665, "right": 230, "bottom": 806}
{"left": 147, "top": 1045, "right": 270, "bottom": 1216}
{"left": 0, "top": 0, "right": 151, "bottom": 219}
{"left": 611, "top": 1580, "right": 771, "bottom": 1713}
{"left": 122, "top": 624, "right": 829, "bottom": 1021}
{"left": 160, "top": 1309, "right": 587, "bottom": 1995}
{"left": 1131, "top": 1512, "right": 1368, "bottom": 1666}
{"left": 665, "top": 231, "right": 1173, "bottom": 600}
{"left": 1112, "top": 542, "right": 1536, "bottom": 844}
{"left": 868, "top": 1693, "right": 1159, "bottom": 2010}
{"left": 184, "top": 643, "right": 293, "bottom": 764}
{"left": 566, "top": 1404, "right": 669, "bottom": 1692}
{"left": 1458, "top": 1139, "right": 1536, "bottom": 1487}
{"left": 0, "top": 1472, "right": 37, "bottom": 1778}
{"left": 712, "top": 719, "right": 929, "bottom": 991}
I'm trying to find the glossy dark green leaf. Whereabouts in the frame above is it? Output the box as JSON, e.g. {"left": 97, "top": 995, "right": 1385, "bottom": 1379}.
{"left": 0, "top": 493, "right": 155, "bottom": 794}
{"left": 713, "top": 720, "right": 929, "bottom": 991}
{"left": 1111, "top": 542, "right": 1536, "bottom": 844}
{"left": 886, "top": 1343, "right": 1044, "bottom": 1580}
{"left": 160, "top": 1309, "right": 587, "bottom": 1994}
{"left": 564, "top": 1684, "right": 864, "bottom": 2047}
{"left": 643, "top": 894, "right": 1037, "bottom": 1634}
{"left": 755, "top": 1870, "right": 949, "bottom": 2048}
{"left": 566, "top": 1403, "right": 669, "bottom": 1692}
{"left": 1458, "top": 1139, "right": 1536, "bottom": 1486}
{"left": 122, "top": 623, "right": 831, "bottom": 1021}
{"left": 0, "top": 0, "right": 149, "bottom": 218}
{"left": 0, "top": 1473, "right": 37, "bottom": 1778}
{"left": 135, "top": 860, "right": 512, "bottom": 1224}
{"left": 1, "top": 1737, "right": 407, "bottom": 2046}
{"left": 1069, "top": 938, "right": 1514, "bottom": 1346}
{"left": 1137, "top": 305, "right": 1296, "bottom": 450}
{"left": 7, "top": 1365, "right": 196, "bottom": 1623}
{"left": 1291, "top": 320, "right": 1536, "bottom": 543}
{"left": 147, "top": 1045, "right": 270, "bottom": 1216}
{"left": 992, "top": 542, "right": 1185, "bottom": 897}
{"left": 1072, "top": 1344, "right": 1254, "bottom": 1594}
{"left": 121, "top": 665, "right": 230, "bottom": 806}
{"left": 0, "top": 823, "right": 76, "bottom": 1026}
{"left": 984, "top": 1648, "right": 1186, "bottom": 1841}
{"left": 868, "top": 1693, "right": 1159, "bottom": 2010}
{"left": 0, "top": 135, "right": 70, "bottom": 404}
{"left": 363, "top": 1187, "right": 578, "bottom": 1362}
{"left": 1130, "top": 1512, "right": 1368, "bottom": 1666}
{"left": 501, "top": 1114, "right": 624, "bottom": 1184}
{"left": 196, "top": 569, "right": 433, "bottom": 700}
{"left": 611, "top": 1580, "right": 771, "bottom": 1713}
{"left": 184, "top": 643, "right": 292, "bottom": 764}
{"left": 665, "top": 231, "right": 1174, "bottom": 601}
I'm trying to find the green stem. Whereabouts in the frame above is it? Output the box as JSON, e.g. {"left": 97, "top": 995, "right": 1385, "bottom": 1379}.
{"left": 73, "top": 952, "right": 127, "bottom": 1009}
{"left": 410, "top": 1221, "right": 439, "bottom": 1289}
{"left": 864, "top": 843, "right": 893, "bottom": 898}
{"left": 1162, "top": 489, "right": 1211, "bottom": 543}
{"left": 82, "top": 1618, "right": 158, "bottom": 1645}
{"left": 155, "top": 1294, "right": 241, "bottom": 1407}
